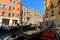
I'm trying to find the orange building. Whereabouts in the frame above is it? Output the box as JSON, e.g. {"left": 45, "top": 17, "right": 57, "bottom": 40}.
{"left": 0, "top": 0, "right": 20, "bottom": 26}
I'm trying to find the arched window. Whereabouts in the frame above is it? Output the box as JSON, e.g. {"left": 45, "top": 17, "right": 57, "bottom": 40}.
{"left": 51, "top": 10, "right": 54, "bottom": 16}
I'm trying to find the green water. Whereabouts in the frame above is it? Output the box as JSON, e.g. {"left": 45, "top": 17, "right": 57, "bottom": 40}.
{"left": 0, "top": 30, "right": 17, "bottom": 38}
{"left": 0, "top": 28, "right": 33, "bottom": 39}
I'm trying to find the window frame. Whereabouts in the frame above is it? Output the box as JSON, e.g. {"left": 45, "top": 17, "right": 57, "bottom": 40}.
{"left": 13, "top": 1, "right": 16, "bottom": 4}
{"left": 13, "top": 7, "right": 15, "bottom": 10}
{"left": 9, "top": 6, "right": 12, "bottom": 10}
{"left": 10, "top": 0, "right": 12, "bottom": 3}
{"left": 46, "top": 13, "right": 48, "bottom": 18}
{"left": 2, "top": 11, "right": 5, "bottom": 16}
{"left": 3, "top": 4, "right": 6, "bottom": 9}
{"left": 12, "top": 13, "right": 14, "bottom": 17}
{"left": 17, "top": 8, "right": 19, "bottom": 11}
{"left": 8, "top": 12, "right": 11, "bottom": 17}
{"left": 51, "top": 10, "right": 54, "bottom": 17}
{"left": 0, "top": 2, "right": 2, "bottom": 7}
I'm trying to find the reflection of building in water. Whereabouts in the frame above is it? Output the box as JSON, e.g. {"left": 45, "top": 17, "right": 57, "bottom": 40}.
{"left": 0, "top": 0, "right": 20, "bottom": 26}
{"left": 20, "top": 6, "right": 43, "bottom": 26}
{"left": 44, "top": 0, "right": 60, "bottom": 34}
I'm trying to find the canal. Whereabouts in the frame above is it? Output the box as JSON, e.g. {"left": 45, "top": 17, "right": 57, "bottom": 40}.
{"left": 0, "top": 28, "right": 29, "bottom": 40}
{"left": 0, "top": 30, "right": 17, "bottom": 40}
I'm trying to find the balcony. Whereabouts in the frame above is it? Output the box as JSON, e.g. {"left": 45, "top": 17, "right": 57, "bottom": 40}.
{"left": 51, "top": 15, "right": 54, "bottom": 17}
{"left": 45, "top": 18, "right": 49, "bottom": 21}
{"left": 50, "top": 16, "right": 55, "bottom": 20}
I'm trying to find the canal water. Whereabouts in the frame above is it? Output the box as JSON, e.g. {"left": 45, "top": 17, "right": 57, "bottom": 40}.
{"left": 0, "top": 32, "right": 14, "bottom": 40}
{"left": 0, "top": 30, "right": 28, "bottom": 40}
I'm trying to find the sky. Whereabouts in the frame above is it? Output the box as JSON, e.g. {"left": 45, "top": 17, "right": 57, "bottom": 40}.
{"left": 21, "top": 0, "right": 44, "bottom": 14}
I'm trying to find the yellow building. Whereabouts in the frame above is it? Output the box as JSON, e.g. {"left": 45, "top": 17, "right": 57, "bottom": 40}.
{"left": 44, "top": 0, "right": 60, "bottom": 34}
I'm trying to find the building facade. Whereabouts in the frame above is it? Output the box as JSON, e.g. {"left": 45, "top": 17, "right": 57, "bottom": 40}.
{"left": 20, "top": 6, "right": 31, "bottom": 25}
{"left": 20, "top": 6, "right": 43, "bottom": 26}
{"left": 0, "top": 0, "right": 20, "bottom": 26}
{"left": 44, "top": 0, "right": 60, "bottom": 34}
{"left": 30, "top": 9, "right": 43, "bottom": 26}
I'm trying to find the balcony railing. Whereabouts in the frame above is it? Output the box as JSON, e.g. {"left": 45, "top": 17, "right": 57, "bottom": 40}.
{"left": 51, "top": 14, "right": 54, "bottom": 17}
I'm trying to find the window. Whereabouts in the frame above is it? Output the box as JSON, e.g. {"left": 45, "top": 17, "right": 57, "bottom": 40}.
{"left": 40, "top": 16, "right": 41, "bottom": 17}
{"left": 51, "top": 10, "right": 54, "bottom": 16}
{"left": 26, "top": 22, "right": 27, "bottom": 24}
{"left": 58, "top": 7, "right": 60, "bottom": 14}
{"left": 26, "top": 17, "right": 30, "bottom": 21}
{"left": 50, "top": 2, "right": 54, "bottom": 8}
{"left": 46, "top": 0, "right": 47, "bottom": 3}
{"left": 29, "top": 12, "right": 30, "bottom": 15}
{"left": 0, "top": 3, "right": 2, "bottom": 7}
{"left": 9, "top": 6, "right": 12, "bottom": 10}
{"left": 10, "top": 0, "right": 12, "bottom": 3}
{"left": 46, "top": 13, "right": 48, "bottom": 18}
{"left": 35, "top": 13, "right": 36, "bottom": 16}
{"left": 1, "top": 12, "right": 5, "bottom": 16}
{"left": 13, "top": 1, "right": 15, "bottom": 4}
{"left": 8, "top": 13, "right": 11, "bottom": 17}
{"left": 17, "top": 14, "right": 19, "bottom": 17}
{"left": 18, "top": 3, "right": 19, "bottom": 6}
{"left": 37, "top": 15, "right": 39, "bottom": 17}
{"left": 20, "top": 9, "right": 23, "bottom": 16}
{"left": 24, "top": 12, "right": 25, "bottom": 16}
{"left": 13, "top": 7, "right": 15, "bottom": 10}
{"left": 24, "top": 18, "right": 25, "bottom": 20}
{"left": 3, "top": 4, "right": 6, "bottom": 9}
{"left": 17, "top": 8, "right": 19, "bottom": 11}
{"left": 12, "top": 13, "right": 14, "bottom": 17}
